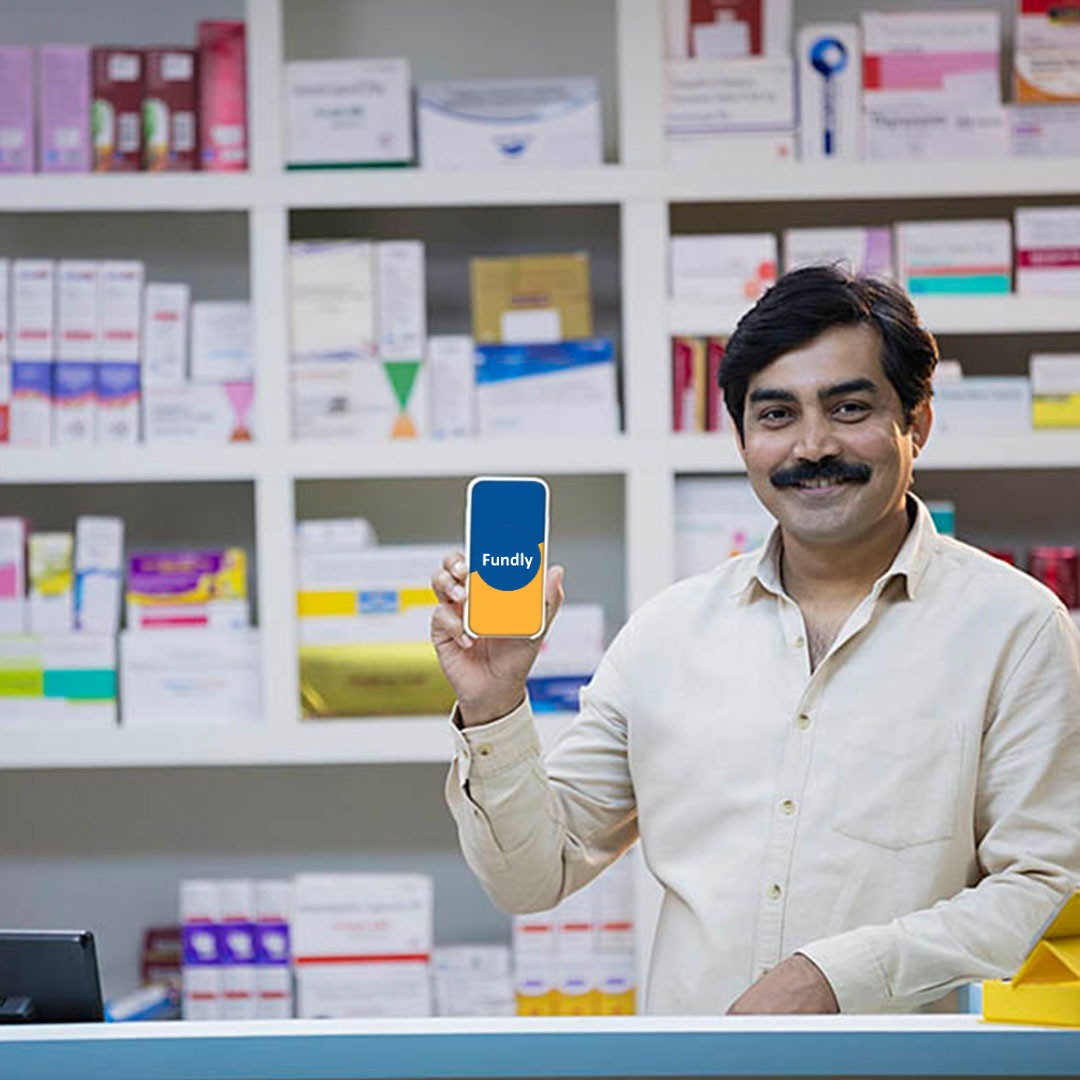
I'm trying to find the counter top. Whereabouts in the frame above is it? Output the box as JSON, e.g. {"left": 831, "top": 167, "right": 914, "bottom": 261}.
{"left": 0, "top": 1014, "right": 1077, "bottom": 1080}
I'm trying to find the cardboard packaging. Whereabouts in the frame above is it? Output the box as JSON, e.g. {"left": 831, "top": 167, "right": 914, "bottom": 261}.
{"left": 10, "top": 362, "right": 52, "bottom": 449}
{"left": 126, "top": 548, "right": 250, "bottom": 631}
{"left": 28, "top": 532, "right": 75, "bottom": 634}
{"left": 0, "top": 518, "right": 27, "bottom": 634}
{"left": 475, "top": 339, "right": 619, "bottom": 438}
{"left": 1031, "top": 354, "right": 1080, "bottom": 427}
{"left": 983, "top": 888, "right": 1080, "bottom": 1026}
{"left": 418, "top": 77, "right": 602, "bottom": 169}
{"left": 679, "top": 0, "right": 792, "bottom": 59}
{"left": 0, "top": 634, "right": 117, "bottom": 728}
{"left": 527, "top": 603, "right": 605, "bottom": 714}
{"left": 182, "top": 880, "right": 223, "bottom": 1021}
{"left": 92, "top": 48, "right": 144, "bottom": 171}
{"left": 470, "top": 253, "right": 593, "bottom": 345}
{"left": 295, "top": 518, "right": 377, "bottom": 557}
{"left": 672, "top": 336, "right": 707, "bottom": 433}
{"left": 860, "top": 11, "right": 1002, "bottom": 108}
{"left": 191, "top": 301, "right": 254, "bottom": 382}
{"left": 219, "top": 880, "right": 258, "bottom": 1021}
{"left": 895, "top": 220, "right": 1012, "bottom": 295}
{"left": 932, "top": 377, "right": 1033, "bottom": 436}
{"left": 143, "top": 283, "right": 190, "bottom": 387}
{"left": 11, "top": 260, "right": 55, "bottom": 449}
{"left": 39, "top": 45, "right": 92, "bottom": 173}
{"left": 289, "top": 240, "right": 376, "bottom": 363}
{"left": 376, "top": 242, "right": 426, "bottom": 362}
{"left": 432, "top": 947, "right": 514, "bottom": 1017}
{"left": 254, "top": 880, "right": 293, "bottom": 1021}
{"left": 144, "top": 49, "right": 198, "bottom": 171}
{"left": 286, "top": 58, "right": 412, "bottom": 168}
{"left": 427, "top": 336, "right": 476, "bottom": 439}
{"left": 1016, "top": 207, "right": 1080, "bottom": 295}
{"left": 1011, "top": 104, "right": 1080, "bottom": 156}
{"left": 74, "top": 516, "right": 124, "bottom": 635}
{"left": 675, "top": 475, "right": 774, "bottom": 578}
{"left": 1017, "top": 0, "right": 1080, "bottom": 51}
{"left": 783, "top": 227, "right": 894, "bottom": 278}
{"left": 0, "top": 47, "right": 34, "bottom": 173}
{"left": 864, "top": 104, "right": 1009, "bottom": 162}
{"left": 97, "top": 261, "right": 144, "bottom": 446}
{"left": 0, "top": 258, "right": 8, "bottom": 364}
{"left": 666, "top": 130, "right": 795, "bottom": 165}
{"left": 120, "top": 628, "right": 260, "bottom": 728}
{"left": 292, "top": 360, "right": 427, "bottom": 441}
{"left": 670, "top": 233, "right": 777, "bottom": 301}
{"left": 0, "top": 363, "right": 9, "bottom": 445}
{"left": 198, "top": 20, "right": 248, "bottom": 171}
{"left": 665, "top": 57, "right": 795, "bottom": 137}
{"left": 1016, "top": 50, "right": 1080, "bottom": 104}
{"left": 55, "top": 261, "right": 100, "bottom": 448}
{"left": 293, "top": 874, "right": 434, "bottom": 1019}
{"left": 143, "top": 382, "right": 254, "bottom": 444}
{"left": 797, "top": 24, "right": 860, "bottom": 162}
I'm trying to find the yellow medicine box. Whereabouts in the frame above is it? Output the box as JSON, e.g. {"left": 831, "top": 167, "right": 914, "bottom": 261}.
{"left": 983, "top": 888, "right": 1080, "bottom": 1027}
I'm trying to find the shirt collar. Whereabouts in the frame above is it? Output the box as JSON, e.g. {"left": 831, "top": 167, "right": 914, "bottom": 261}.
{"left": 730, "top": 494, "right": 939, "bottom": 603}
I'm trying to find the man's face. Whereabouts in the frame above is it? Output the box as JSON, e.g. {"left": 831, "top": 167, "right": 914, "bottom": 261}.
{"left": 737, "top": 323, "right": 931, "bottom": 548}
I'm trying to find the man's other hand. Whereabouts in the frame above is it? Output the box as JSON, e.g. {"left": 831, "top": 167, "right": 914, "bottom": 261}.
{"left": 726, "top": 954, "right": 839, "bottom": 1015}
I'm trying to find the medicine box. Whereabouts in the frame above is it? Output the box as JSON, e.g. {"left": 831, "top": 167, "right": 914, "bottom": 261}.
{"left": 864, "top": 105, "right": 1009, "bottom": 162}
{"left": 219, "top": 880, "right": 258, "bottom": 1021}
{"left": 191, "top": 302, "right": 254, "bottom": 382}
{"left": 181, "top": 880, "right": 223, "bottom": 1021}
{"left": 254, "top": 880, "right": 294, "bottom": 1020}
{"left": 293, "top": 874, "right": 433, "bottom": 1019}
{"left": 797, "top": 24, "right": 860, "bottom": 162}
{"left": 475, "top": 339, "right": 618, "bottom": 439}
{"left": 931, "top": 378, "right": 1033, "bottom": 436}
{"left": 143, "top": 382, "right": 255, "bottom": 444}
{"left": 198, "top": 21, "right": 248, "bottom": 171}
{"left": 670, "top": 233, "right": 777, "bottom": 301}
{"left": 289, "top": 241, "right": 376, "bottom": 363}
{"left": 0, "top": 363, "right": 8, "bottom": 445}
{"left": 426, "top": 336, "right": 476, "bottom": 439}
{"left": 783, "top": 227, "right": 893, "bottom": 279}
{"left": 0, "top": 47, "right": 34, "bottom": 173}
{"left": 684, "top": 0, "right": 793, "bottom": 59}
{"left": 74, "top": 516, "right": 124, "bottom": 635}
{"left": 1011, "top": 104, "right": 1080, "bottom": 156}
{"left": 39, "top": 46, "right": 92, "bottom": 174}
{"left": 0, "top": 517, "right": 27, "bottom": 634}
{"left": 126, "top": 548, "right": 250, "bottom": 631}
{"left": 28, "top": 532, "right": 74, "bottom": 634}
{"left": 143, "top": 283, "right": 190, "bottom": 387}
{"left": 376, "top": 242, "right": 426, "bottom": 362}
{"left": 0, "top": 258, "right": 8, "bottom": 362}
{"left": 471, "top": 253, "right": 593, "bottom": 345}
{"left": 0, "top": 634, "right": 117, "bottom": 728}
{"left": 419, "top": 77, "right": 602, "bottom": 169}
{"left": 13, "top": 259, "right": 55, "bottom": 361}
{"left": 143, "top": 49, "right": 198, "bottom": 171}
{"left": 665, "top": 57, "right": 795, "bottom": 137}
{"left": 1031, "top": 354, "right": 1080, "bottom": 427}
{"left": 120, "top": 628, "right": 260, "bottom": 728}
{"left": 10, "top": 362, "right": 52, "bottom": 449}
{"left": 528, "top": 603, "right": 605, "bottom": 714}
{"left": 1015, "top": 207, "right": 1080, "bottom": 295}
{"left": 895, "top": 220, "right": 1012, "bottom": 295}
{"left": 1016, "top": 51, "right": 1080, "bottom": 104}
{"left": 286, "top": 58, "right": 412, "bottom": 168}
{"left": 92, "top": 48, "right": 144, "bottom": 172}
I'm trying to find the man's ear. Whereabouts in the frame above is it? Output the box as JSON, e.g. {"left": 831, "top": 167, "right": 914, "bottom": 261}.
{"left": 910, "top": 400, "right": 933, "bottom": 457}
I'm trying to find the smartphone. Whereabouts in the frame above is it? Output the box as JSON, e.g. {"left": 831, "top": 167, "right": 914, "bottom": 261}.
{"left": 463, "top": 475, "right": 550, "bottom": 639}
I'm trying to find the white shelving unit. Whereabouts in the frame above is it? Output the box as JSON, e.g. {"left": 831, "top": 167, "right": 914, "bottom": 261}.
{"left": 2, "top": 0, "right": 1079, "bottom": 771}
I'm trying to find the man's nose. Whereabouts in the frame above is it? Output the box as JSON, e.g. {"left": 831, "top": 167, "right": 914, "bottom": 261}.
{"left": 793, "top": 412, "right": 842, "bottom": 461}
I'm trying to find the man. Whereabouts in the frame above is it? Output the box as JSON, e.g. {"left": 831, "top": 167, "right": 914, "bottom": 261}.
{"left": 430, "top": 266, "right": 1080, "bottom": 1015}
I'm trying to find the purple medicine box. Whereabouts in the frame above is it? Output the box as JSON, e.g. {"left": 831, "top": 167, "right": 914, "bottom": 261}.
{"left": 39, "top": 45, "right": 91, "bottom": 173}
{"left": 0, "top": 47, "right": 34, "bottom": 173}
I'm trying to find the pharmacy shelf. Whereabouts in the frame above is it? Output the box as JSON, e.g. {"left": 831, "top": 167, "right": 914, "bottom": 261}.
{"left": 0, "top": 173, "right": 259, "bottom": 213}
{"left": 0, "top": 445, "right": 263, "bottom": 484}
{"left": 665, "top": 157, "right": 1080, "bottom": 204}
{"left": 0, "top": 713, "right": 575, "bottom": 770}
{"left": 669, "top": 296, "right": 1080, "bottom": 339}
{"left": 669, "top": 432, "right": 1080, "bottom": 473}
{"left": 282, "top": 166, "right": 649, "bottom": 209}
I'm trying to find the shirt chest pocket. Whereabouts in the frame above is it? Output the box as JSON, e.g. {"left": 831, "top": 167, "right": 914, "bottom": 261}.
{"left": 831, "top": 718, "right": 964, "bottom": 851}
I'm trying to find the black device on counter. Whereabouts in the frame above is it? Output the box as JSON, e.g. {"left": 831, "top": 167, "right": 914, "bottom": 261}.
{"left": 0, "top": 931, "right": 104, "bottom": 1023}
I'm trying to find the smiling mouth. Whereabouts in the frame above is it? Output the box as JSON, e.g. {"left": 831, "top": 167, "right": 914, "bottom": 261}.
{"left": 791, "top": 477, "right": 855, "bottom": 492}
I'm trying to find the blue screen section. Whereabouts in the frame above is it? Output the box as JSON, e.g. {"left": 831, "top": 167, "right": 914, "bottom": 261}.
{"left": 470, "top": 479, "right": 546, "bottom": 591}
{"left": 474, "top": 339, "right": 613, "bottom": 386}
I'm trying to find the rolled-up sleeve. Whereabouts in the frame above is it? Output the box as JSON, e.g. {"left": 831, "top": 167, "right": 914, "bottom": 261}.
{"left": 799, "top": 607, "right": 1080, "bottom": 1012}
{"left": 445, "top": 623, "right": 640, "bottom": 915}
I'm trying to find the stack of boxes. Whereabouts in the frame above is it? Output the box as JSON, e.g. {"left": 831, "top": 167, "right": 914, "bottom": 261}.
{"left": 0, "top": 257, "right": 253, "bottom": 449}
{"left": 0, "top": 22, "right": 246, "bottom": 175}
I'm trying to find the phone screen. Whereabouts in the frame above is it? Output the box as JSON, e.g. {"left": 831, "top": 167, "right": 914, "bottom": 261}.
{"left": 464, "top": 476, "right": 549, "bottom": 639}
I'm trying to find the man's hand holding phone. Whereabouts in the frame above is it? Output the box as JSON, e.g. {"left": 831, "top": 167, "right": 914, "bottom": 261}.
{"left": 430, "top": 551, "right": 565, "bottom": 728}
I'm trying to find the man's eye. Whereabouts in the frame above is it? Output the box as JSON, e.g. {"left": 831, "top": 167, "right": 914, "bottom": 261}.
{"left": 835, "top": 401, "right": 870, "bottom": 419}
{"left": 759, "top": 408, "right": 790, "bottom": 423}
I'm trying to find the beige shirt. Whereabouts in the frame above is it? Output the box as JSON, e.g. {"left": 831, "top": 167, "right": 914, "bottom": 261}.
{"left": 445, "top": 497, "right": 1080, "bottom": 1014}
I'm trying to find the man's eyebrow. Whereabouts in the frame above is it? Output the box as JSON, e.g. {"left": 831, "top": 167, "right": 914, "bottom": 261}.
{"left": 821, "top": 378, "right": 878, "bottom": 399}
{"left": 748, "top": 387, "right": 798, "bottom": 404}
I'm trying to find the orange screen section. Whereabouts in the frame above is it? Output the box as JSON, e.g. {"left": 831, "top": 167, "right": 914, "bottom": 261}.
{"left": 468, "top": 542, "right": 545, "bottom": 636}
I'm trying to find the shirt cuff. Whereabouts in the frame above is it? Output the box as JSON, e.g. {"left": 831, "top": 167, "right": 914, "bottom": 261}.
{"left": 796, "top": 926, "right": 891, "bottom": 1014}
{"left": 449, "top": 696, "right": 540, "bottom": 781}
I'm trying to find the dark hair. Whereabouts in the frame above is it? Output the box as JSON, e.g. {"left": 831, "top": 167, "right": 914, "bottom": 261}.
{"left": 719, "top": 265, "right": 939, "bottom": 440}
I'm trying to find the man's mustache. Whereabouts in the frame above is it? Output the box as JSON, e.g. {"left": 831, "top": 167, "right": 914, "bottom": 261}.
{"left": 770, "top": 459, "right": 873, "bottom": 488}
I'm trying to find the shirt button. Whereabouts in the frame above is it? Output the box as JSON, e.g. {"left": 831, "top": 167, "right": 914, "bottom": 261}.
{"left": 793, "top": 636, "right": 805, "bottom": 649}
{"left": 780, "top": 799, "right": 796, "bottom": 816}
{"left": 768, "top": 883, "right": 782, "bottom": 900}
{"left": 796, "top": 713, "right": 811, "bottom": 730}
{"left": 476, "top": 743, "right": 493, "bottom": 757}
